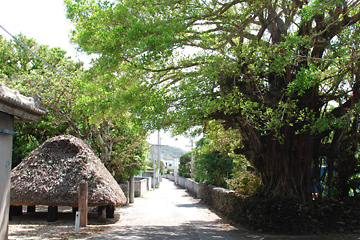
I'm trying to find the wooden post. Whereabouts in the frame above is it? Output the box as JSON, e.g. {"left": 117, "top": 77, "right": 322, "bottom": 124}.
{"left": 78, "top": 181, "right": 88, "bottom": 227}
{"left": 27, "top": 206, "right": 36, "bottom": 213}
{"left": 47, "top": 206, "right": 58, "bottom": 222}
{"left": 97, "top": 206, "right": 106, "bottom": 223}
{"left": 72, "top": 207, "right": 78, "bottom": 214}
{"left": 106, "top": 205, "right": 115, "bottom": 218}
{"left": 9, "top": 205, "right": 22, "bottom": 216}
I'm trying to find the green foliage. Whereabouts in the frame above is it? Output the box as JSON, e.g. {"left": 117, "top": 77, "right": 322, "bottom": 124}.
{"left": 1, "top": 34, "right": 148, "bottom": 182}
{"left": 194, "top": 151, "right": 233, "bottom": 188}
{"left": 194, "top": 120, "right": 260, "bottom": 192}
{"left": 178, "top": 152, "right": 191, "bottom": 178}
{"left": 65, "top": 0, "right": 360, "bottom": 200}
{"left": 226, "top": 163, "right": 261, "bottom": 195}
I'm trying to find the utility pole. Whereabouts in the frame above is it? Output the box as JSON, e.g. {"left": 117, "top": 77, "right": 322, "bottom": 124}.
{"left": 152, "top": 144, "right": 156, "bottom": 188}
{"left": 157, "top": 130, "right": 161, "bottom": 186}
{"left": 186, "top": 139, "right": 194, "bottom": 178}
{"left": 151, "top": 131, "right": 163, "bottom": 188}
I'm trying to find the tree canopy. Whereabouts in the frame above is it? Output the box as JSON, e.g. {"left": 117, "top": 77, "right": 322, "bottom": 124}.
{"left": 65, "top": 0, "right": 360, "bottom": 200}
{"left": 0, "top": 34, "right": 149, "bottom": 181}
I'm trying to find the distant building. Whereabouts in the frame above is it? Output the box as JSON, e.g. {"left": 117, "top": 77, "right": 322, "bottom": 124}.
{"left": 163, "top": 158, "right": 179, "bottom": 173}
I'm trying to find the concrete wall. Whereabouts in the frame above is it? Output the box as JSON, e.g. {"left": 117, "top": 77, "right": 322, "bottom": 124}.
{"left": 172, "top": 175, "right": 200, "bottom": 199}
{"left": 166, "top": 174, "right": 175, "bottom": 181}
{"left": 0, "top": 112, "right": 14, "bottom": 240}
{"left": 134, "top": 179, "right": 148, "bottom": 197}
{"left": 143, "top": 177, "right": 152, "bottom": 191}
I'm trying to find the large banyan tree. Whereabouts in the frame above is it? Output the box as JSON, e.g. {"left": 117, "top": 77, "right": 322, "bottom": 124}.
{"left": 66, "top": 0, "right": 360, "bottom": 201}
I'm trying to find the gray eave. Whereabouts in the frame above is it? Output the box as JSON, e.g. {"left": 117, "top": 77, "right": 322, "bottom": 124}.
{"left": 0, "top": 82, "right": 48, "bottom": 122}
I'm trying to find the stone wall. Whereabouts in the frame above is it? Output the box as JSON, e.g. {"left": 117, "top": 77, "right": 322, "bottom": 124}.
{"left": 167, "top": 176, "right": 360, "bottom": 235}
{"left": 119, "top": 181, "right": 129, "bottom": 205}
{"left": 168, "top": 175, "right": 244, "bottom": 222}
{"left": 199, "top": 182, "right": 244, "bottom": 221}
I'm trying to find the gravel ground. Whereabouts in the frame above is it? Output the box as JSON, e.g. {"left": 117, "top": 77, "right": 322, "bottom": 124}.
{"left": 8, "top": 205, "right": 121, "bottom": 240}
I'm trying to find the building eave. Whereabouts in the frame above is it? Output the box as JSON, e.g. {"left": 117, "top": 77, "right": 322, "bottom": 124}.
{"left": 0, "top": 82, "right": 48, "bottom": 122}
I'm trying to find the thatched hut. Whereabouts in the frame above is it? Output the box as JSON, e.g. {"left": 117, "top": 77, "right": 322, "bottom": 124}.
{"left": 10, "top": 135, "right": 126, "bottom": 209}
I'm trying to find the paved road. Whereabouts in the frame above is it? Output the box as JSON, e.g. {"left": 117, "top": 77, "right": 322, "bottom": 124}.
{"left": 89, "top": 178, "right": 360, "bottom": 240}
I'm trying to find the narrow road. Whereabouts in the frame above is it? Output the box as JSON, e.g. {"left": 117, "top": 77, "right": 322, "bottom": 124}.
{"left": 89, "top": 178, "right": 360, "bottom": 240}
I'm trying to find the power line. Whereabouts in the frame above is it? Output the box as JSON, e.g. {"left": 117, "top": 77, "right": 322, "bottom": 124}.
{"left": 0, "top": 24, "right": 64, "bottom": 76}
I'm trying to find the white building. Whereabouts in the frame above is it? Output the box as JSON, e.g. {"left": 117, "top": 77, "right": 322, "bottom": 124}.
{"left": 163, "top": 158, "right": 179, "bottom": 173}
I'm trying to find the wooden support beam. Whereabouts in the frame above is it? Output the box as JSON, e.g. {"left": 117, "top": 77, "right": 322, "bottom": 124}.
{"left": 72, "top": 207, "right": 78, "bottom": 214}
{"left": 97, "top": 206, "right": 106, "bottom": 223}
{"left": 106, "top": 205, "right": 115, "bottom": 218}
{"left": 47, "top": 206, "right": 58, "bottom": 222}
{"left": 27, "top": 206, "right": 36, "bottom": 213}
{"left": 78, "top": 181, "right": 88, "bottom": 227}
{"left": 10, "top": 205, "right": 22, "bottom": 216}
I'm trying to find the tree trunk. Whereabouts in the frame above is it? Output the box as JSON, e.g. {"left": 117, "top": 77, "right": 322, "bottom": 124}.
{"left": 251, "top": 126, "right": 313, "bottom": 201}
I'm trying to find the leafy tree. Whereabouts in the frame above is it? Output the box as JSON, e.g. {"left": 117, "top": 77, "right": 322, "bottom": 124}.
{"left": 194, "top": 151, "right": 233, "bottom": 188}
{"left": 195, "top": 120, "right": 260, "bottom": 193}
{"left": 1, "top": 34, "right": 82, "bottom": 166}
{"left": 178, "top": 153, "right": 191, "bottom": 178}
{"left": 65, "top": 0, "right": 360, "bottom": 200}
{"left": 0, "top": 34, "right": 148, "bottom": 181}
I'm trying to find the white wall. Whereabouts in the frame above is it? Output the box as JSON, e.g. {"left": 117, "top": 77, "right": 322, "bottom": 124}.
{"left": 169, "top": 175, "right": 200, "bottom": 199}
{"left": 0, "top": 112, "right": 14, "bottom": 240}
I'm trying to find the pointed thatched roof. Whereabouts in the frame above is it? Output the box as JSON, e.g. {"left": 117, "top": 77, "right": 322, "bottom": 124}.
{"left": 10, "top": 135, "right": 126, "bottom": 207}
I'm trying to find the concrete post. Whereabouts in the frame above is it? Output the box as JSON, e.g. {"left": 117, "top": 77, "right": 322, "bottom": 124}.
{"left": 75, "top": 211, "right": 80, "bottom": 233}
{"left": 129, "top": 176, "right": 135, "bottom": 204}
{"left": 78, "top": 181, "right": 88, "bottom": 227}
{"left": 0, "top": 113, "right": 14, "bottom": 240}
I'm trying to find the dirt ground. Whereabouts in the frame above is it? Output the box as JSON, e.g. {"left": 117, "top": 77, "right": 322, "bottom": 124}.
{"left": 9, "top": 179, "right": 360, "bottom": 240}
{"left": 8, "top": 205, "right": 122, "bottom": 240}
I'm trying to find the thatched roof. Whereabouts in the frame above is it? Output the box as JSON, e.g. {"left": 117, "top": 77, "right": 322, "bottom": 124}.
{"left": 0, "top": 81, "right": 47, "bottom": 122}
{"left": 10, "top": 135, "right": 126, "bottom": 207}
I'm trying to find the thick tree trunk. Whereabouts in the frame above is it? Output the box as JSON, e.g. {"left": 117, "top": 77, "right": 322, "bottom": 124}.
{"left": 251, "top": 127, "right": 313, "bottom": 201}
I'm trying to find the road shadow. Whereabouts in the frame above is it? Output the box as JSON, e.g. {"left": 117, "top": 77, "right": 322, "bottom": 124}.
{"left": 175, "top": 203, "right": 204, "bottom": 208}
{"left": 9, "top": 206, "right": 120, "bottom": 225}
{"left": 88, "top": 219, "right": 359, "bottom": 240}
